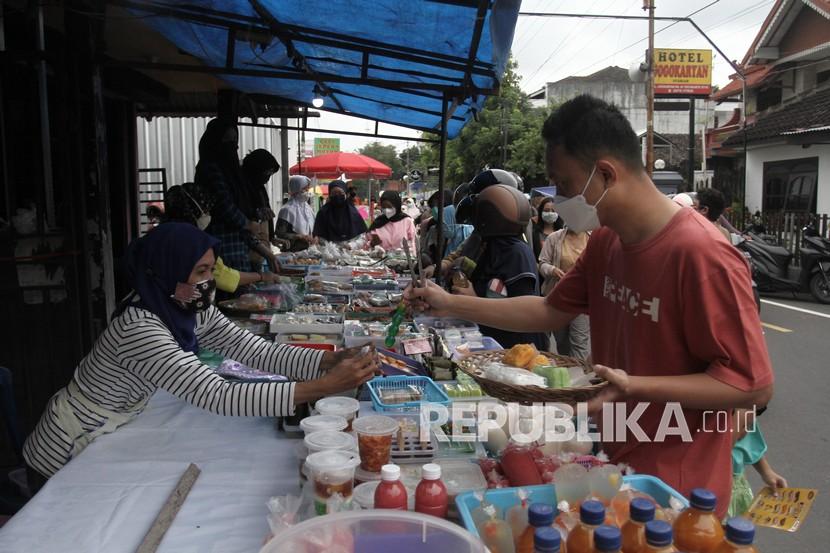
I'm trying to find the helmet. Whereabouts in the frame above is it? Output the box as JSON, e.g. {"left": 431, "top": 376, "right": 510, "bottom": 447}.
{"left": 456, "top": 169, "right": 519, "bottom": 224}
{"left": 472, "top": 184, "right": 531, "bottom": 238}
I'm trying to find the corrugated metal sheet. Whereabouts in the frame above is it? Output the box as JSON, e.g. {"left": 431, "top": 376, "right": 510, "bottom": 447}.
{"left": 136, "top": 116, "right": 298, "bottom": 214}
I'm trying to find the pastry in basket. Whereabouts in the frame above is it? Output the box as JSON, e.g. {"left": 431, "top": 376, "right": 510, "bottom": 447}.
{"left": 503, "top": 343, "right": 537, "bottom": 369}
{"left": 529, "top": 354, "right": 550, "bottom": 369}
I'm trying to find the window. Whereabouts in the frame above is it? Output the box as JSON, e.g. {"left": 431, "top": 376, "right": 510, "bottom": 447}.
{"left": 817, "top": 69, "right": 830, "bottom": 87}
{"left": 762, "top": 157, "right": 818, "bottom": 213}
{"left": 756, "top": 83, "right": 783, "bottom": 112}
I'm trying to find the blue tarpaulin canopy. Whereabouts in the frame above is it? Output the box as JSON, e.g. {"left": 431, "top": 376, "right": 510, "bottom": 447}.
{"left": 121, "top": 0, "right": 520, "bottom": 138}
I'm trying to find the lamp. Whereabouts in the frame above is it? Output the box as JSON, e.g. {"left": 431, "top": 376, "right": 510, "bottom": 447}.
{"left": 312, "top": 84, "right": 324, "bottom": 108}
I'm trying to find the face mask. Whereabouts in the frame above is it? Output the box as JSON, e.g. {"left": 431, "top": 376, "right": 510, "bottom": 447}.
{"left": 553, "top": 165, "right": 607, "bottom": 233}
{"left": 298, "top": 190, "right": 310, "bottom": 201}
{"left": 196, "top": 213, "right": 212, "bottom": 231}
{"left": 541, "top": 212, "right": 559, "bottom": 224}
{"left": 431, "top": 207, "right": 439, "bottom": 220}
{"left": 332, "top": 195, "right": 346, "bottom": 205}
{"left": 171, "top": 279, "right": 216, "bottom": 313}
{"left": 383, "top": 208, "right": 396, "bottom": 219}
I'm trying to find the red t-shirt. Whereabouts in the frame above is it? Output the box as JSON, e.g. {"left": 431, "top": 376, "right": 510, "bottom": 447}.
{"left": 548, "top": 209, "right": 773, "bottom": 517}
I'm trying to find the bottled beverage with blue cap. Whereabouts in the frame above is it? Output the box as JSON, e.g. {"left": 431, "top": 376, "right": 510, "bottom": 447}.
{"left": 712, "top": 518, "right": 759, "bottom": 553}
{"left": 566, "top": 499, "right": 606, "bottom": 553}
{"left": 534, "top": 526, "right": 562, "bottom": 553}
{"left": 641, "top": 520, "right": 678, "bottom": 552}
{"left": 594, "top": 525, "right": 622, "bottom": 553}
{"left": 673, "top": 488, "right": 725, "bottom": 553}
{"left": 517, "top": 503, "right": 555, "bottom": 553}
{"left": 621, "top": 497, "right": 655, "bottom": 552}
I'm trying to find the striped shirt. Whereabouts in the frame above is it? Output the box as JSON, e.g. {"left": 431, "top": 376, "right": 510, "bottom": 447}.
{"left": 23, "top": 305, "right": 323, "bottom": 478}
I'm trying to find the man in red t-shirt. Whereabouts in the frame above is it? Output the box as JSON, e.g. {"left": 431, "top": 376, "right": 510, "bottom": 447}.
{"left": 407, "top": 95, "right": 773, "bottom": 517}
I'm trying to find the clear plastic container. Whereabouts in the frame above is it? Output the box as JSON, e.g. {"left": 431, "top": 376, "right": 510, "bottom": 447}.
{"left": 304, "top": 450, "right": 360, "bottom": 516}
{"left": 352, "top": 415, "right": 400, "bottom": 472}
{"left": 353, "top": 480, "right": 381, "bottom": 509}
{"left": 258, "top": 509, "right": 488, "bottom": 553}
{"left": 299, "top": 414, "right": 348, "bottom": 435}
{"left": 315, "top": 396, "right": 360, "bottom": 431}
{"left": 304, "top": 430, "right": 358, "bottom": 455}
{"left": 553, "top": 463, "right": 590, "bottom": 505}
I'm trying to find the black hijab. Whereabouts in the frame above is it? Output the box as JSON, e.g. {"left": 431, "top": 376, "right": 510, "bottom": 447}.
{"left": 242, "top": 148, "right": 280, "bottom": 214}
{"left": 114, "top": 223, "right": 219, "bottom": 352}
{"left": 196, "top": 119, "right": 253, "bottom": 216}
{"left": 369, "top": 190, "right": 408, "bottom": 231}
{"left": 313, "top": 180, "right": 366, "bottom": 242}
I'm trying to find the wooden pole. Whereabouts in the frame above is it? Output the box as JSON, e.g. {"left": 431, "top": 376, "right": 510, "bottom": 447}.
{"left": 135, "top": 464, "right": 201, "bottom": 553}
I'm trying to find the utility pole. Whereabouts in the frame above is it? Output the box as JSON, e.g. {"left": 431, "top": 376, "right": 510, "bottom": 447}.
{"left": 644, "top": 0, "right": 655, "bottom": 177}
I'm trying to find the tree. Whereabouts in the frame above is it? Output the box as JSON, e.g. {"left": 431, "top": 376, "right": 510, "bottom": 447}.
{"left": 359, "top": 141, "right": 404, "bottom": 178}
{"left": 421, "top": 57, "right": 551, "bottom": 190}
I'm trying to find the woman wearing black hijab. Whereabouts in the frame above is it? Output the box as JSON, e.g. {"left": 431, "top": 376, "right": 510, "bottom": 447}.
{"left": 313, "top": 180, "right": 367, "bottom": 242}
{"left": 195, "top": 119, "right": 276, "bottom": 273}
{"left": 21, "top": 223, "right": 378, "bottom": 486}
{"left": 366, "top": 190, "right": 416, "bottom": 251}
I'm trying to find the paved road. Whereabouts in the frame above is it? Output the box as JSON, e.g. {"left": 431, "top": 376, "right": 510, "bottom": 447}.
{"left": 750, "top": 293, "right": 830, "bottom": 551}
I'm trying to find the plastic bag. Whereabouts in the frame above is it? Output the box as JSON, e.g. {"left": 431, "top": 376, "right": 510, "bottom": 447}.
{"left": 266, "top": 495, "right": 304, "bottom": 538}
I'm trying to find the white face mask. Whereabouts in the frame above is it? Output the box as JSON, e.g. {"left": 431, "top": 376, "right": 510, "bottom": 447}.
{"left": 196, "top": 213, "right": 212, "bottom": 231}
{"left": 298, "top": 190, "right": 310, "bottom": 201}
{"left": 553, "top": 165, "right": 607, "bottom": 233}
{"left": 541, "top": 211, "right": 559, "bottom": 224}
{"left": 383, "top": 208, "right": 396, "bottom": 219}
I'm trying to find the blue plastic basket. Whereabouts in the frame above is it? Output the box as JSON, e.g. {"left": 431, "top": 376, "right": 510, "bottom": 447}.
{"left": 455, "top": 474, "right": 689, "bottom": 537}
{"left": 367, "top": 376, "right": 450, "bottom": 413}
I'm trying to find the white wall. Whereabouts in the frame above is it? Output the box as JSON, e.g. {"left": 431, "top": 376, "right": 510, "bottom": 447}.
{"left": 745, "top": 142, "right": 830, "bottom": 213}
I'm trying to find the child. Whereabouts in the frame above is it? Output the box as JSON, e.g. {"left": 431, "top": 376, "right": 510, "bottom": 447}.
{"left": 730, "top": 407, "right": 788, "bottom": 517}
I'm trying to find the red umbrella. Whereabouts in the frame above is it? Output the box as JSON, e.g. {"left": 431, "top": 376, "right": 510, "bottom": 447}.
{"left": 289, "top": 152, "right": 392, "bottom": 179}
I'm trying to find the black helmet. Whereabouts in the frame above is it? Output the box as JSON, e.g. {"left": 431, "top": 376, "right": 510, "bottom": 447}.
{"left": 472, "top": 184, "right": 531, "bottom": 238}
{"left": 456, "top": 169, "right": 519, "bottom": 224}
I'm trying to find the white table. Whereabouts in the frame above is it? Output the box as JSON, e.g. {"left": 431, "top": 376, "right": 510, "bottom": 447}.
{"left": 0, "top": 390, "right": 302, "bottom": 553}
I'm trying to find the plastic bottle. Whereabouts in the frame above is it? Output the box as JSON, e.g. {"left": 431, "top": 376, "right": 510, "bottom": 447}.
{"left": 374, "top": 464, "right": 407, "bottom": 510}
{"left": 566, "top": 499, "right": 606, "bottom": 553}
{"left": 712, "top": 518, "right": 759, "bottom": 553}
{"left": 414, "top": 463, "right": 448, "bottom": 518}
{"left": 621, "top": 498, "right": 655, "bottom": 553}
{"left": 672, "top": 489, "right": 725, "bottom": 553}
{"left": 478, "top": 503, "right": 517, "bottom": 553}
{"left": 517, "top": 503, "right": 556, "bottom": 553}
{"left": 535, "top": 526, "right": 563, "bottom": 553}
{"left": 640, "top": 520, "right": 678, "bottom": 552}
{"left": 594, "top": 525, "right": 622, "bottom": 553}
{"left": 508, "top": 488, "right": 530, "bottom": 548}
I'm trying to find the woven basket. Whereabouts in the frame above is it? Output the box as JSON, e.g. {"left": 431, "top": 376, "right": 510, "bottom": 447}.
{"left": 457, "top": 350, "right": 608, "bottom": 405}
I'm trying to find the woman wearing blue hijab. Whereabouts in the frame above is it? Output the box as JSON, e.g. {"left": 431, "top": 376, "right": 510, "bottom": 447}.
{"left": 22, "top": 223, "right": 378, "bottom": 487}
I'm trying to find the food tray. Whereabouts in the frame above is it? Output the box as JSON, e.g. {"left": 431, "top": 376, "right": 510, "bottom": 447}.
{"left": 414, "top": 316, "right": 479, "bottom": 333}
{"left": 367, "top": 375, "right": 450, "bottom": 413}
{"left": 456, "top": 474, "right": 690, "bottom": 538}
{"left": 269, "top": 313, "right": 344, "bottom": 334}
{"left": 377, "top": 348, "right": 429, "bottom": 377}
{"left": 458, "top": 350, "right": 608, "bottom": 406}
{"left": 449, "top": 337, "right": 503, "bottom": 360}
{"left": 390, "top": 430, "right": 435, "bottom": 464}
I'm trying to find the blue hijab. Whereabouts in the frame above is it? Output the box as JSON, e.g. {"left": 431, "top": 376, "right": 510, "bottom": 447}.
{"left": 116, "top": 223, "right": 219, "bottom": 352}
{"left": 441, "top": 205, "right": 474, "bottom": 256}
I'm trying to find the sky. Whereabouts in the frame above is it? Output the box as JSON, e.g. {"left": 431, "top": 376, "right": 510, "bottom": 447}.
{"left": 305, "top": 0, "right": 772, "bottom": 155}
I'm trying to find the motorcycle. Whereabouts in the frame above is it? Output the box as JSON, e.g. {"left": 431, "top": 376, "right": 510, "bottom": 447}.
{"left": 736, "top": 224, "right": 830, "bottom": 304}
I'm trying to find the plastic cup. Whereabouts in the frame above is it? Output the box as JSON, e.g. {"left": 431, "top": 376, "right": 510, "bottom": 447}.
{"left": 352, "top": 415, "right": 399, "bottom": 472}
{"left": 353, "top": 480, "right": 380, "bottom": 509}
{"left": 304, "top": 430, "right": 358, "bottom": 455}
{"left": 553, "top": 463, "right": 590, "bottom": 505}
{"left": 589, "top": 464, "right": 622, "bottom": 502}
{"left": 304, "top": 450, "right": 360, "bottom": 515}
{"left": 315, "top": 396, "right": 360, "bottom": 431}
{"left": 299, "top": 414, "right": 348, "bottom": 435}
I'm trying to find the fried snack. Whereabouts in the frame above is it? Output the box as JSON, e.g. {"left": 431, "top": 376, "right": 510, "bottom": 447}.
{"left": 503, "top": 343, "right": 538, "bottom": 369}
{"left": 529, "top": 354, "right": 550, "bottom": 369}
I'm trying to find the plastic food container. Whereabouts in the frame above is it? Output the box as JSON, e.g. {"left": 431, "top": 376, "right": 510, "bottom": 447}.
{"left": 355, "top": 466, "right": 384, "bottom": 485}
{"left": 258, "top": 509, "right": 488, "bottom": 553}
{"left": 299, "top": 414, "right": 348, "bottom": 435}
{"left": 315, "top": 396, "right": 360, "bottom": 431}
{"left": 353, "top": 480, "right": 381, "bottom": 509}
{"left": 304, "top": 430, "right": 358, "bottom": 455}
{"left": 304, "top": 450, "right": 360, "bottom": 516}
{"left": 352, "top": 415, "right": 400, "bottom": 472}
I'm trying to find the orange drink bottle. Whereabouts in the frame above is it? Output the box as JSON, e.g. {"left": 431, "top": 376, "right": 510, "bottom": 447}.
{"left": 566, "top": 500, "right": 606, "bottom": 553}
{"left": 712, "top": 518, "right": 759, "bottom": 553}
{"left": 640, "top": 520, "right": 678, "bottom": 552}
{"left": 621, "top": 497, "right": 655, "bottom": 553}
{"left": 672, "top": 489, "right": 724, "bottom": 553}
